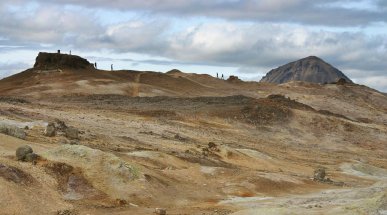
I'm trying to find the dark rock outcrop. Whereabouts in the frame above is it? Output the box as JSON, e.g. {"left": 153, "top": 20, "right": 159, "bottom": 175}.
{"left": 260, "top": 56, "right": 352, "bottom": 84}
{"left": 34, "top": 52, "right": 93, "bottom": 70}
{"left": 227, "top": 75, "right": 242, "bottom": 83}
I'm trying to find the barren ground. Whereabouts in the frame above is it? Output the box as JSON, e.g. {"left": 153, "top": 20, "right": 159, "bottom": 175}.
{"left": 0, "top": 68, "right": 386, "bottom": 215}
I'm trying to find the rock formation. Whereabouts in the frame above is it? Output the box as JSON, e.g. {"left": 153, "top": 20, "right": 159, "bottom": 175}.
{"left": 227, "top": 75, "right": 242, "bottom": 83}
{"left": 33, "top": 52, "right": 94, "bottom": 70}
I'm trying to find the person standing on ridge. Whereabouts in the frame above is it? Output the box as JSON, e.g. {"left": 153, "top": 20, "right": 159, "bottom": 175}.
{"left": 111, "top": 64, "right": 113, "bottom": 71}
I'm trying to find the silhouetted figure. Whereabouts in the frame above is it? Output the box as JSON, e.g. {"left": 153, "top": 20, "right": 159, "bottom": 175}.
{"left": 57, "top": 50, "right": 60, "bottom": 54}
{"left": 70, "top": 50, "right": 71, "bottom": 55}
{"left": 221, "top": 74, "right": 224, "bottom": 80}
{"left": 94, "top": 62, "right": 97, "bottom": 69}
{"left": 217, "top": 73, "right": 218, "bottom": 78}
{"left": 111, "top": 64, "right": 113, "bottom": 71}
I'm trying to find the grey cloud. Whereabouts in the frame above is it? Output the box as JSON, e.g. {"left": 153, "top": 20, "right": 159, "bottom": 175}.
{"left": 70, "top": 20, "right": 170, "bottom": 54}
{"left": 35, "top": 0, "right": 387, "bottom": 27}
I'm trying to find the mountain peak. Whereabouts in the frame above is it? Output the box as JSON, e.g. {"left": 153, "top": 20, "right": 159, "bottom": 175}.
{"left": 260, "top": 56, "right": 352, "bottom": 84}
{"left": 304, "top": 56, "right": 321, "bottom": 60}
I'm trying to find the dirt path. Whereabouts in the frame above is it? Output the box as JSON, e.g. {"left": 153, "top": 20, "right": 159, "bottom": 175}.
{"left": 132, "top": 73, "right": 142, "bottom": 97}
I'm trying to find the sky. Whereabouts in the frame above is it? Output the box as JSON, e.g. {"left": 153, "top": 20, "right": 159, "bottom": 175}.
{"left": 0, "top": 0, "right": 386, "bottom": 92}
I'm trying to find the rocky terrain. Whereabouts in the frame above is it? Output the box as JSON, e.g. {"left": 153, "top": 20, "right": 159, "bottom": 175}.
{"left": 260, "top": 56, "right": 352, "bottom": 84}
{"left": 0, "top": 53, "right": 386, "bottom": 215}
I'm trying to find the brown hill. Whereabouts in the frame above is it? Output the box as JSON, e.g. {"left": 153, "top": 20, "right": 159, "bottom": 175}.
{"left": 0, "top": 52, "right": 246, "bottom": 98}
{"left": 260, "top": 56, "right": 352, "bottom": 84}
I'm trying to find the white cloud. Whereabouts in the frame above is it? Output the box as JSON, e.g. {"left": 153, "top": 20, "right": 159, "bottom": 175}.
{"left": 360, "top": 76, "right": 387, "bottom": 92}
{"left": 0, "top": 4, "right": 100, "bottom": 45}
{"left": 0, "top": 62, "right": 31, "bottom": 79}
{"left": 101, "top": 20, "right": 169, "bottom": 52}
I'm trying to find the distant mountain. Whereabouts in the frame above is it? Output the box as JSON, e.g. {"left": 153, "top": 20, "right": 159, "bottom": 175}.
{"left": 260, "top": 56, "right": 352, "bottom": 84}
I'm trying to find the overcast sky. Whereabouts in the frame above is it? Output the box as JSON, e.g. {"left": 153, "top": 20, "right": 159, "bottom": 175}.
{"left": 0, "top": 0, "right": 386, "bottom": 92}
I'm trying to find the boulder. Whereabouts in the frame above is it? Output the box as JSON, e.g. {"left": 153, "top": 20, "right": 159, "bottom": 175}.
{"left": 16, "top": 145, "right": 33, "bottom": 161}
{"left": 155, "top": 208, "right": 167, "bottom": 215}
{"left": 65, "top": 127, "right": 79, "bottom": 140}
{"left": 54, "top": 119, "right": 67, "bottom": 131}
{"left": 313, "top": 168, "right": 326, "bottom": 181}
{"left": 56, "top": 209, "right": 77, "bottom": 215}
{"left": 208, "top": 142, "right": 217, "bottom": 148}
{"left": 0, "top": 123, "right": 27, "bottom": 139}
{"left": 24, "top": 153, "right": 38, "bottom": 163}
{"left": 44, "top": 123, "right": 56, "bottom": 137}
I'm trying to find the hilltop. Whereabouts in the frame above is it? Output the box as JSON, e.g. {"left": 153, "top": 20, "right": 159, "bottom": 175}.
{"left": 260, "top": 56, "right": 352, "bottom": 84}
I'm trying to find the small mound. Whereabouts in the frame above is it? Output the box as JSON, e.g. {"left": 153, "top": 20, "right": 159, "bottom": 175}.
{"left": 34, "top": 52, "right": 93, "bottom": 70}
{"left": 44, "top": 162, "right": 106, "bottom": 201}
{"left": 209, "top": 95, "right": 315, "bottom": 125}
{"left": 238, "top": 96, "right": 294, "bottom": 125}
{"left": 265, "top": 94, "right": 314, "bottom": 111}
{"left": 43, "top": 145, "right": 142, "bottom": 200}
